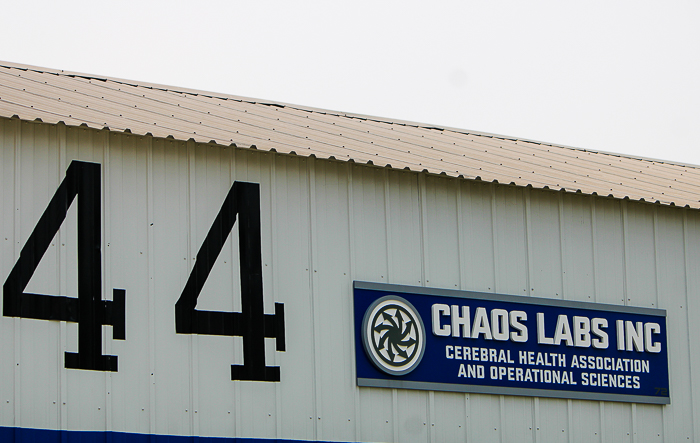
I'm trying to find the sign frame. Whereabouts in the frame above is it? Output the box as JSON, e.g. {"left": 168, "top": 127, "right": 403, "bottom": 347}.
{"left": 354, "top": 281, "right": 670, "bottom": 405}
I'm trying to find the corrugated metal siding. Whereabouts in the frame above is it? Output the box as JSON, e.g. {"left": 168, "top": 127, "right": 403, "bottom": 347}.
{"left": 0, "top": 119, "right": 698, "bottom": 442}
{"left": 1, "top": 61, "right": 700, "bottom": 209}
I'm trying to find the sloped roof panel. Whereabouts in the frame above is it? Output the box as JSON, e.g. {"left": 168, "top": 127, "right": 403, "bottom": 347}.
{"left": 1, "top": 61, "right": 699, "bottom": 208}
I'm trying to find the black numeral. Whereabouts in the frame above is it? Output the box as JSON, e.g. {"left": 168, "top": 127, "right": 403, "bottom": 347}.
{"left": 175, "top": 181, "right": 285, "bottom": 382}
{"left": 3, "top": 161, "right": 125, "bottom": 371}
{"left": 654, "top": 387, "right": 668, "bottom": 396}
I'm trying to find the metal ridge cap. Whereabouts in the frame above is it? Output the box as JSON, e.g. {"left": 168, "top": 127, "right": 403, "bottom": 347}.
{"left": 2, "top": 60, "right": 699, "bottom": 170}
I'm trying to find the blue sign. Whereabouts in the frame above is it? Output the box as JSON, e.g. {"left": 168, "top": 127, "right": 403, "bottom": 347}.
{"left": 354, "top": 281, "right": 670, "bottom": 404}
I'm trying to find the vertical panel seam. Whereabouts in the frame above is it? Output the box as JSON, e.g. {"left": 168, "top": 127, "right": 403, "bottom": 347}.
{"left": 429, "top": 391, "right": 436, "bottom": 443}
{"left": 465, "top": 394, "right": 471, "bottom": 442}
{"left": 102, "top": 129, "right": 113, "bottom": 433}
{"left": 388, "top": 170, "right": 399, "bottom": 442}
{"left": 533, "top": 397, "right": 540, "bottom": 443}
{"left": 621, "top": 200, "right": 629, "bottom": 307}
{"left": 12, "top": 118, "right": 21, "bottom": 429}
{"left": 346, "top": 164, "right": 362, "bottom": 442}
{"left": 307, "top": 157, "right": 321, "bottom": 441}
{"left": 524, "top": 188, "right": 539, "bottom": 443}
{"left": 456, "top": 180, "right": 465, "bottom": 290}
{"left": 652, "top": 206, "right": 666, "bottom": 442}
{"left": 559, "top": 195, "right": 574, "bottom": 443}
{"left": 599, "top": 402, "right": 605, "bottom": 443}
{"left": 418, "top": 173, "right": 430, "bottom": 443}
{"left": 590, "top": 198, "right": 605, "bottom": 442}
{"left": 653, "top": 207, "right": 660, "bottom": 308}
{"left": 558, "top": 193, "right": 567, "bottom": 300}
{"left": 269, "top": 153, "right": 282, "bottom": 440}
{"left": 186, "top": 139, "right": 197, "bottom": 436}
{"left": 682, "top": 211, "right": 697, "bottom": 442}
{"left": 490, "top": 184, "right": 499, "bottom": 293}
{"left": 383, "top": 169, "right": 392, "bottom": 285}
{"left": 191, "top": 141, "right": 200, "bottom": 437}
{"left": 230, "top": 147, "right": 241, "bottom": 437}
{"left": 146, "top": 135, "right": 157, "bottom": 435}
{"left": 498, "top": 395, "right": 505, "bottom": 443}
{"left": 419, "top": 173, "right": 428, "bottom": 287}
{"left": 590, "top": 198, "right": 599, "bottom": 303}
{"left": 58, "top": 123, "right": 68, "bottom": 432}
{"left": 524, "top": 188, "right": 534, "bottom": 298}
{"left": 620, "top": 200, "right": 635, "bottom": 440}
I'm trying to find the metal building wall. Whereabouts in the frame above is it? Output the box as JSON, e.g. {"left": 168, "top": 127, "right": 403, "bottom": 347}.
{"left": 0, "top": 117, "right": 698, "bottom": 442}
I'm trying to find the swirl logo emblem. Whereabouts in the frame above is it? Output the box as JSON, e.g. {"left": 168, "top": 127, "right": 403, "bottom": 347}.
{"left": 362, "top": 296, "right": 426, "bottom": 376}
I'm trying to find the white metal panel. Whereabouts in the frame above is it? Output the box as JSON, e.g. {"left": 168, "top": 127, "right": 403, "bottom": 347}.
{"left": 560, "top": 194, "right": 603, "bottom": 443}
{"left": 684, "top": 210, "right": 700, "bottom": 441}
{"left": 424, "top": 175, "right": 460, "bottom": 290}
{"left": 107, "top": 132, "right": 155, "bottom": 435}
{"left": 492, "top": 186, "right": 529, "bottom": 297}
{"left": 386, "top": 169, "right": 422, "bottom": 287}
{"left": 16, "top": 120, "right": 62, "bottom": 432}
{"left": 654, "top": 205, "right": 694, "bottom": 441}
{"left": 458, "top": 180, "right": 497, "bottom": 293}
{"left": 389, "top": 172, "right": 427, "bottom": 443}
{"left": 66, "top": 128, "right": 108, "bottom": 433}
{"left": 560, "top": 193, "right": 596, "bottom": 304}
{"left": 593, "top": 198, "right": 626, "bottom": 306}
{"left": 0, "top": 118, "right": 15, "bottom": 428}
{"left": 189, "top": 139, "right": 235, "bottom": 438}
{"left": 272, "top": 155, "right": 321, "bottom": 441}
{"left": 351, "top": 165, "right": 390, "bottom": 285}
{"left": 524, "top": 190, "right": 570, "bottom": 443}
{"left": 0, "top": 119, "right": 698, "bottom": 442}
{"left": 311, "top": 159, "right": 356, "bottom": 442}
{"left": 431, "top": 391, "right": 466, "bottom": 441}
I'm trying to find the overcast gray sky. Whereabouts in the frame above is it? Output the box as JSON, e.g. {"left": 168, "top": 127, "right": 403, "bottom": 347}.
{"left": 2, "top": 1, "right": 698, "bottom": 165}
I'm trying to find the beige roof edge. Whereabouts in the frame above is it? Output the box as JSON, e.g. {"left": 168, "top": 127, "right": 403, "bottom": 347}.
{"left": 4, "top": 59, "right": 697, "bottom": 171}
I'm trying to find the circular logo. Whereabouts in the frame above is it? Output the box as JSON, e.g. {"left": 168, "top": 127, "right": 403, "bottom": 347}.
{"left": 362, "top": 296, "right": 426, "bottom": 376}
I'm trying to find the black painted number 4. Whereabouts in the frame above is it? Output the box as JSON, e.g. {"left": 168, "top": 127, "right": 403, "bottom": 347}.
{"left": 3, "top": 161, "right": 125, "bottom": 371}
{"left": 175, "top": 181, "right": 285, "bottom": 382}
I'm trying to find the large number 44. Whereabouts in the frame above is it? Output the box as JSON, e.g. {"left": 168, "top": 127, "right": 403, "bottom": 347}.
{"left": 3, "top": 161, "right": 285, "bottom": 381}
